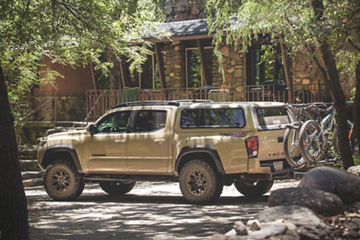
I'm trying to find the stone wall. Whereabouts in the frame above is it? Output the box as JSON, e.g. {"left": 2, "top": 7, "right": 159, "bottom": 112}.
{"left": 164, "top": 0, "right": 206, "bottom": 22}
{"left": 34, "top": 95, "right": 86, "bottom": 121}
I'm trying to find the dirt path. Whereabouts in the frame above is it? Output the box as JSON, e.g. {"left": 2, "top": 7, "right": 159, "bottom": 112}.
{"left": 26, "top": 180, "right": 299, "bottom": 240}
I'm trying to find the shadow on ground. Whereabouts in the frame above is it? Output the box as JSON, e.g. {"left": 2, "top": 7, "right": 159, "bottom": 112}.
{"left": 27, "top": 183, "right": 277, "bottom": 240}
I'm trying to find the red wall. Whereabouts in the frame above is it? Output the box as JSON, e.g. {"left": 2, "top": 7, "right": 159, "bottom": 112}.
{"left": 33, "top": 57, "right": 94, "bottom": 96}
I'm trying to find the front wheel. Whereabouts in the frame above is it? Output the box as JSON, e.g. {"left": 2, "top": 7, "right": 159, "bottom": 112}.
{"left": 99, "top": 180, "right": 136, "bottom": 196}
{"left": 44, "top": 160, "right": 84, "bottom": 201}
{"left": 234, "top": 179, "right": 274, "bottom": 197}
{"left": 179, "top": 160, "right": 223, "bottom": 204}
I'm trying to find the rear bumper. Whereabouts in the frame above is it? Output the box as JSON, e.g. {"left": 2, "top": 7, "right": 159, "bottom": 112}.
{"left": 242, "top": 168, "right": 294, "bottom": 181}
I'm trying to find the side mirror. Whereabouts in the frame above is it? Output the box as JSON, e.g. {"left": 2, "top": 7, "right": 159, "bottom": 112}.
{"left": 88, "top": 124, "right": 97, "bottom": 135}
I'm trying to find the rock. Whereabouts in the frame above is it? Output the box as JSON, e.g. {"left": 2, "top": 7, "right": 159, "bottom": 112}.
{"left": 345, "top": 202, "right": 360, "bottom": 213}
{"left": 299, "top": 166, "right": 360, "bottom": 203}
{"left": 218, "top": 222, "right": 289, "bottom": 240}
{"left": 297, "top": 225, "right": 332, "bottom": 240}
{"left": 247, "top": 220, "right": 261, "bottom": 231}
{"left": 247, "top": 223, "right": 287, "bottom": 239}
{"left": 234, "top": 221, "right": 248, "bottom": 235}
{"left": 256, "top": 205, "right": 326, "bottom": 227}
{"left": 347, "top": 165, "right": 360, "bottom": 177}
{"left": 268, "top": 187, "right": 344, "bottom": 216}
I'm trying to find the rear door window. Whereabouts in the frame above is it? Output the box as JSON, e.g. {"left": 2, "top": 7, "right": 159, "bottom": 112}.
{"left": 255, "top": 107, "right": 290, "bottom": 130}
{"left": 133, "top": 110, "right": 167, "bottom": 132}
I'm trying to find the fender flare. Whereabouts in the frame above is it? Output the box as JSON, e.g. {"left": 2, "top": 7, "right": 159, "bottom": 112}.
{"left": 42, "top": 145, "right": 84, "bottom": 174}
{"left": 175, "top": 145, "right": 225, "bottom": 175}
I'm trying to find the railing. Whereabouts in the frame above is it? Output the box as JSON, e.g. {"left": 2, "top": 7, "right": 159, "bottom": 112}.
{"left": 85, "top": 84, "right": 329, "bottom": 121}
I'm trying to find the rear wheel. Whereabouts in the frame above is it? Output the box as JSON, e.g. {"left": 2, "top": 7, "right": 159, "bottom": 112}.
{"left": 179, "top": 159, "right": 223, "bottom": 204}
{"left": 99, "top": 180, "right": 136, "bottom": 196}
{"left": 234, "top": 179, "right": 274, "bottom": 197}
{"left": 283, "top": 125, "right": 306, "bottom": 170}
{"left": 299, "top": 120, "right": 325, "bottom": 164}
{"left": 44, "top": 160, "right": 84, "bottom": 201}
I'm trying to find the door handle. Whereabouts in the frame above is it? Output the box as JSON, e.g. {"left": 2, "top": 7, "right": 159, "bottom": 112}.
{"left": 114, "top": 139, "right": 126, "bottom": 143}
{"left": 153, "top": 139, "right": 166, "bottom": 144}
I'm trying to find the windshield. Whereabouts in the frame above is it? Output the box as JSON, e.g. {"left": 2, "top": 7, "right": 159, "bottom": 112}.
{"left": 255, "top": 107, "right": 290, "bottom": 130}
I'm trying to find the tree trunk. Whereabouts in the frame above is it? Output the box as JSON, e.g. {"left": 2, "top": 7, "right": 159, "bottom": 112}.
{"left": 354, "top": 61, "right": 360, "bottom": 155}
{"left": 0, "top": 64, "right": 29, "bottom": 240}
{"left": 311, "top": 0, "right": 354, "bottom": 169}
{"left": 319, "top": 42, "right": 354, "bottom": 169}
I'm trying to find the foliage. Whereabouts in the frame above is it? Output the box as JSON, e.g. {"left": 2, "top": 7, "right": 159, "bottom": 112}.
{"left": 0, "top": 0, "right": 165, "bottom": 127}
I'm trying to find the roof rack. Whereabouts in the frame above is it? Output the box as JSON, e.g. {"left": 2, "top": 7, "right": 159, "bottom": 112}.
{"left": 112, "top": 99, "right": 213, "bottom": 109}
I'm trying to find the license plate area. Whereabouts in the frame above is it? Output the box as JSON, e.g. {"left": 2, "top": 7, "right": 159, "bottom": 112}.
{"left": 273, "top": 161, "right": 283, "bottom": 172}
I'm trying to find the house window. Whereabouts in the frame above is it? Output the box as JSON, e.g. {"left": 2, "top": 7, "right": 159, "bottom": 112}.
{"left": 246, "top": 44, "right": 286, "bottom": 87}
{"left": 246, "top": 45, "right": 265, "bottom": 86}
{"left": 186, "top": 48, "right": 213, "bottom": 88}
{"left": 140, "top": 53, "right": 164, "bottom": 90}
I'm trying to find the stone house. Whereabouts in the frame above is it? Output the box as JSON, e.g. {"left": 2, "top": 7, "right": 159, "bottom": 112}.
{"left": 33, "top": 0, "right": 333, "bottom": 122}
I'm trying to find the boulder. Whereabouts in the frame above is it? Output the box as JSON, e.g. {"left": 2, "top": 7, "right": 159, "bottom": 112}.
{"left": 298, "top": 166, "right": 360, "bottom": 203}
{"left": 268, "top": 187, "right": 344, "bottom": 216}
{"left": 256, "top": 205, "right": 326, "bottom": 227}
{"left": 347, "top": 165, "right": 360, "bottom": 177}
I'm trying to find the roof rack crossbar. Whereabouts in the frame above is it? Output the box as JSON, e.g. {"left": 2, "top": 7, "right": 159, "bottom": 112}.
{"left": 112, "top": 99, "right": 214, "bottom": 109}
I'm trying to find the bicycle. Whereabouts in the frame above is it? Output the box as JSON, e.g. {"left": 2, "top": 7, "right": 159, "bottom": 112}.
{"left": 283, "top": 121, "right": 307, "bottom": 170}
{"left": 298, "top": 104, "right": 355, "bottom": 166}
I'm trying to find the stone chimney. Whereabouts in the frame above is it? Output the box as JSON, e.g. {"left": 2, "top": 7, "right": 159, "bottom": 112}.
{"left": 164, "top": 0, "right": 206, "bottom": 22}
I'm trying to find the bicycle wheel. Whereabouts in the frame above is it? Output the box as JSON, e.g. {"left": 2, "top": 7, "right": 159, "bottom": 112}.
{"left": 283, "top": 125, "right": 306, "bottom": 170}
{"left": 299, "top": 120, "right": 325, "bottom": 164}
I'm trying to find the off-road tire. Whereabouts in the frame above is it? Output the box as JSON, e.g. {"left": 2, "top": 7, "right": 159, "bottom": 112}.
{"left": 44, "top": 160, "right": 84, "bottom": 201}
{"left": 234, "top": 179, "right": 274, "bottom": 197}
{"left": 179, "top": 159, "right": 223, "bottom": 204}
{"left": 99, "top": 181, "right": 136, "bottom": 196}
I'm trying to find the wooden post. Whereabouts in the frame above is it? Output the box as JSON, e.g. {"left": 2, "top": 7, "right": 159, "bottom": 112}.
{"left": 280, "top": 39, "right": 293, "bottom": 103}
{"left": 90, "top": 63, "right": 96, "bottom": 90}
{"left": 197, "top": 39, "right": 208, "bottom": 86}
{"left": 155, "top": 43, "right": 167, "bottom": 89}
{"left": 119, "top": 59, "right": 126, "bottom": 89}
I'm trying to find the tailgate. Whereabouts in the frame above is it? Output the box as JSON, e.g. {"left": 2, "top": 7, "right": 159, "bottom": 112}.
{"left": 257, "top": 129, "right": 286, "bottom": 160}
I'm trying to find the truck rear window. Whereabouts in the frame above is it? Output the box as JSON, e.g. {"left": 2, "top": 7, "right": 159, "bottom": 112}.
{"left": 255, "top": 107, "right": 290, "bottom": 129}
{"left": 181, "top": 108, "right": 245, "bottom": 128}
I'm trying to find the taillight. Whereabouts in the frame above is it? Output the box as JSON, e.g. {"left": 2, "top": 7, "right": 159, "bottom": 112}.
{"left": 246, "top": 136, "right": 258, "bottom": 158}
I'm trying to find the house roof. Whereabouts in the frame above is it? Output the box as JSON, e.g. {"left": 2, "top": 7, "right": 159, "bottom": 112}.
{"left": 142, "top": 18, "right": 211, "bottom": 41}
{"left": 155, "top": 19, "right": 209, "bottom": 37}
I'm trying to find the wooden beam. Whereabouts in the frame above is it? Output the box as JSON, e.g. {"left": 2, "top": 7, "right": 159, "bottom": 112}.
{"left": 197, "top": 39, "right": 209, "bottom": 86}
{"left": 280, "top": 39, "right": 293, "bottom": 103}
{"left": 119, "top": 59, "right": 126, "bottom": 89}
{"left": 155, "top": 43, "right": 167, "bottom": 89}
{"left": 90, "top": 63, "right": 96, "bottom": 90}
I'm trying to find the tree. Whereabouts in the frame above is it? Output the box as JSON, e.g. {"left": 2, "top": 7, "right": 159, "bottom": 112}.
{"left": 0, "top": 1, "right": 163, "bottom": 239}
{"left": 205, "top": 0, "right": 360, "bottom": 168}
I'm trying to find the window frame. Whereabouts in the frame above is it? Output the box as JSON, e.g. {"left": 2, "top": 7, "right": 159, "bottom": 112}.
{"left": 140, "top": 52, "right": 165, "bottom": 90}
{"left": 185, "top": 46, "right": 213, "bottom": 88}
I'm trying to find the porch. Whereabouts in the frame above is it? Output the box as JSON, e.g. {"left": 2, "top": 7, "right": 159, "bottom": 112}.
{"left": 85, "top": 83, "right": 328, "bottom": 121}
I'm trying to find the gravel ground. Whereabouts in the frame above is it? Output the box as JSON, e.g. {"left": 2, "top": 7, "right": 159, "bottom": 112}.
{"left": 26, "top": 180, "right": 299, "bottom": 240}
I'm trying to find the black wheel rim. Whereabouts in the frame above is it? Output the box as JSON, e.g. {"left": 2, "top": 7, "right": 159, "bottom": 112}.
{"left": 187, "top": 170, "right": 207, "bottom": 196}
{"left": 52, "top": 168, "right": 71, "bottom": 192}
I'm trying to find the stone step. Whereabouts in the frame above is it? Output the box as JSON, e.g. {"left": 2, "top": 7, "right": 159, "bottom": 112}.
{"left": 22, "top": 171, "right": 44, "bottom": 180}
{"left": 23, "top": 178, "right": 43, "bottom": 188}
{"left": 19, "top": 159, "right": 40, "bottom": 171}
